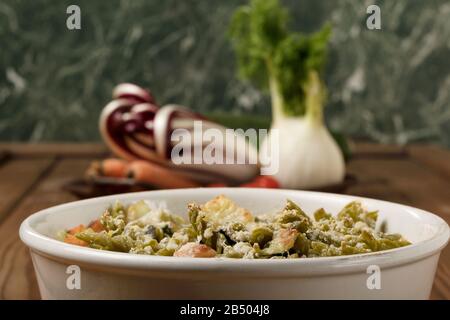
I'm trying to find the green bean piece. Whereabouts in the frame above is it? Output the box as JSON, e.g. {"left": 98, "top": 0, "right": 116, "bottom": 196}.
{"left": 231, "top": 222, "right": 246, "bottom": 232}
{"left": 202, "top": 230, "right": 218, "bottom": 250}
{"left": 100, "top": 202, "right": 127, "bottom": 236}
{"left": 341, "top": 241, "right": 370, "bottom": 255}
{"left": 126, "top": 200, "right": 150, "bottom": 221}
{"left": 360, "top": 230, "right": 378, "bottom": 251}
{"left": 145, "top": 225, "right": 164, "bottom": 241}
{"left": 314, "top": 208, "right": 331, "bottom": 221}
{"left": 308, "top": 241, "right": 328, "bottom": 257}
{"left": 365, "top": 211, "right": 378, "bottom": 229}
{"left": 249, "top": 226, "right": 273, "bottom": 247}
{"left": 293, "top": 232, "right": 310, "bottom": 255}
{"left": 337, "top": 201, "right": 363, "bottom": 223}
{"left": 215, "top": 232, "right": 229, "bottom": 254}
{"left": 276, "top": 200, "right": 312, "bottom": 232}
{"left": 261, "top": 229, "right": 298, "bottom": 256}
{"left": 187, "top": 203, "right": 201, "bottom": 233}
{"left": 156, "top": 247, "right": 175, "bottom": 256}
{"left": 285, "top": 200, "right": 310, "bottom": 220}
{"left": 111, "top": 235, "right": 137, "bottom": 252}
{"left": 76, "top": 230, "right": 115, "bottom": 250}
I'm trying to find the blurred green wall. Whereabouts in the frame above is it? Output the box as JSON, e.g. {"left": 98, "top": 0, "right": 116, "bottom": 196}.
{"left": 1, "top": 0, "right": 450, "bottom": 145}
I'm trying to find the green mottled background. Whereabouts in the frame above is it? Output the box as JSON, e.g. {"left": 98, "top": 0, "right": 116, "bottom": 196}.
{"left": 1, "top": 0, "right": 450, "bottom": 145}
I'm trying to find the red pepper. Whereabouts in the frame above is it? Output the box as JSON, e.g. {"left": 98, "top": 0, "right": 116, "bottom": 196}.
{"left": 240, "top": 176, "right": 279, "bottom": 188}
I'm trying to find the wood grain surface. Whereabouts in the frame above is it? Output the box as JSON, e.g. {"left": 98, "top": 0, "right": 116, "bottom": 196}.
{"left": 0, "top": 143, "right": 448, "bottom": 300}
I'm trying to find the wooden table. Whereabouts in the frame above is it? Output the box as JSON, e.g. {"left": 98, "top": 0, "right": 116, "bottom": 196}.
{"left": 0, "top": 143, "right": 449, "bottom": 300}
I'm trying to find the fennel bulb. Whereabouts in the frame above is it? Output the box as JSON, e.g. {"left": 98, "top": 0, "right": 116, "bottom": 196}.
{"left": 229, "top": 0, "right": 345, "bottom": 189}
{"left": 264, "top": 116, "right": 345, "bottom": 189}
{"left": 261, "top": 72, "right": 345, "bottom": 189}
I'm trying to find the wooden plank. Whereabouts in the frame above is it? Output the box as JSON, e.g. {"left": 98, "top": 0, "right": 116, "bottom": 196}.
{"left": 0, "top": 152, "right": 10, "bottom": 166}
{"left": 0, "top": 143, "right": 448, "bottom": 300}
{"left": 432, "top": 260, "right": 450, "bottom": 300}
{"left": 0, "top": 158, "right": 92, "bottom": 299}
{"left": 0, "top": 142, "right": 410, "bottom": 159}
{"left": 346, "top": 157, "right": 450, "bottom": 300}
{"left": 346, "top": 158, "right": 450, "bottom": 220}
{"left": 408, "top": 144, "right": 450, "bottom": 298}
{"left": 408, "top": 144, "right": 450, "bottom": 181}
{"left": 0, "top": 158, "right": 55, "bottom": 223}
{"left": 0, "top": 143, "right": 109, "bottom": 158}
{"left": 352, "top": 142, "right": 408, "bottom": 158}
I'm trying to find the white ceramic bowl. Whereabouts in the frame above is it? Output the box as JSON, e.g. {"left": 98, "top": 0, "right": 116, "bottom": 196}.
{"left": 20, "top": 188, "right": 449, "bottom": 300}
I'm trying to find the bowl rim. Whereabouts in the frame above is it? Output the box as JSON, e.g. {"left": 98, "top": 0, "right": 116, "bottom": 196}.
{"left": 19, "top": 188, "right": 450, "bottom": 277}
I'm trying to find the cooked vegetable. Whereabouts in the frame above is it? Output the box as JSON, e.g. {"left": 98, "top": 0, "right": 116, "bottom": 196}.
{"left": 112, "top": 83, "right": 156, "bottom": 104}
{"left": 64, "top": 234, "right": 88, "bottom": 247}
{"left": 67, "top": 224, "right": 86, "bottom": 235}
{"left": 240, "top": 176, "right": 279, "bottom": 188}
{"left": 63, "top": 224, "right": 88, "bottom": 246}
{"left": 173, "top": 243, "right": 217, "bottom": 258}
{"left": 100, "top": 201, "right": 127, "bottom": 235}
{"left": 249, "top": 226, "right": 273, "bottom": 247}
{"left": 86, "top": 158, "right": 129, "bottom": 179}
{"left": 88, "top": 219, "right": 104, "bottom": 233}
{"left": 228, "top": 0, "right": 345, "bottom": 189}
{"left": 99, "top": 158, "right": 129, "bottom": 178}
{"left": 61, "top": 195, "right": 410, "bottom": 259}
{"left": 101, "top": 83, "right": 260, "bottom": 186}
{"left": 261, "top": 228, "right": 298, "bottom": 256}
{"left": 127, "top": 160, "right": 200, "bottom": 189}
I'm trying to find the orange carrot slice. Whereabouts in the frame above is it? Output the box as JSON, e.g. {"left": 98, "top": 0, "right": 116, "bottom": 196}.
{"left": 88, "top": 219, "right": 104, "bottom": 232}
{"left": 100, "top": 158, "right": 129, "bottom": 178}
{"left": 64, "top": 234, "right": 88, "bottom": 247}
{"left": 67, "top": 224, "right": 86, "bottom": 235}
{"left": 128, "top": 160, "right": 200, "bottom": 189}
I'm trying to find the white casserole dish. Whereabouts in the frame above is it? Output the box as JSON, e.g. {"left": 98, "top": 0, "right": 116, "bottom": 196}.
{"left": 19, "top": 188, "right": 449, "bottom": 299}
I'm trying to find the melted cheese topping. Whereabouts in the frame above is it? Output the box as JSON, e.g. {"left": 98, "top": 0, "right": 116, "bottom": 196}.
{"left": 201, "top": 195, "right": 254, "bottom": 226}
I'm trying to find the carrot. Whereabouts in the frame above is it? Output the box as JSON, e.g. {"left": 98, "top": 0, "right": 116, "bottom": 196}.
{"left": 67, "top": 224, "right": 86, "bottom": 235}
{"left": 100, "top": 158, "right": 129, "bottom": 178}
{"left": 64, "top": 234, "right": 88, "bottom": 247}
{"left": 88, "top": 219, "right": 104, "bottom": 232}
{"left": 127, "top": 160, "right": 200, "bottom": 189}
